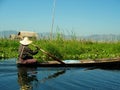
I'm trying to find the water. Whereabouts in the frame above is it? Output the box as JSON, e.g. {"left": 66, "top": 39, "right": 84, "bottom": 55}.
{"left": 0, "top": 58, "right": 120, "bottom": 90}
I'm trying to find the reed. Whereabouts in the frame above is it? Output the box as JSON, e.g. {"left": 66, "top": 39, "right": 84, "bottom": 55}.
{"left": 1, "top": 35, "right": 120, "bottom": 61}
{"left": 0, "top": 38, "right": 19, "bottom": 59}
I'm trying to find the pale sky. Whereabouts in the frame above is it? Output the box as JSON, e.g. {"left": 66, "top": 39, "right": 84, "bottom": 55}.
{"left": 0, "top": 0, "right": 120, "bottom": 36}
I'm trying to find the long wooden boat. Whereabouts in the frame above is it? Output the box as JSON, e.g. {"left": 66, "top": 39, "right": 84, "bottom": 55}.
{"left": 17, "top": 57, "right": 120, "bottom": 69}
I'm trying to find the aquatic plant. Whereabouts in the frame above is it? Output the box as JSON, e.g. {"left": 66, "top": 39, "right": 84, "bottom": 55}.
{"left": 1, "top": 36, "right": 120, "bottom": 61}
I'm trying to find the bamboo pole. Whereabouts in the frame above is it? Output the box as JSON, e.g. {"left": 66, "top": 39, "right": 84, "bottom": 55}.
{"left": 32, "top": 44, "right": 65, "bottom": 64}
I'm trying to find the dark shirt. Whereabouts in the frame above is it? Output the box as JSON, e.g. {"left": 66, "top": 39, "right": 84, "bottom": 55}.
{"left": 18, "top": 45, "right": 39, "bottom": 60}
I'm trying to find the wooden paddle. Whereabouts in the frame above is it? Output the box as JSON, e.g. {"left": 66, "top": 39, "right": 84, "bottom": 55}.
{"left": 32, "top": 44, "right": 65, "bottom": 64}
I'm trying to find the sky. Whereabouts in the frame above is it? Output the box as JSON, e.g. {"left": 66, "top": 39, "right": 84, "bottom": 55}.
{"left": 0, "top": 0, "right": 120, "bottom": 36}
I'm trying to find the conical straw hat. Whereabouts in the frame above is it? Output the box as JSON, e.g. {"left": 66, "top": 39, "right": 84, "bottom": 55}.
{"left": 20, "top": 37, "right": 32, "bottom": 45}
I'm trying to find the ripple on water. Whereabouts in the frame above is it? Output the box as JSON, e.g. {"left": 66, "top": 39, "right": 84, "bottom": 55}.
{"left": 0, "top": 59, "right": 120, "bottom": 90}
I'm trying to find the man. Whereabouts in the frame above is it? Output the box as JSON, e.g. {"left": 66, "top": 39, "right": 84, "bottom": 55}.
{"left": 18, "top": 37, "right": 39, "bottom": 64}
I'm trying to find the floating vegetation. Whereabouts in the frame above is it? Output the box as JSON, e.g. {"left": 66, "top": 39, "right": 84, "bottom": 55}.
{"left": 1, "top": 37, "right": 120, "bottom": 61}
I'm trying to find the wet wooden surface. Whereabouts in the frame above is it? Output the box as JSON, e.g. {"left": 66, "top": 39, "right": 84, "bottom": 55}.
{"left": 17, "top": 57, "right": 120, "bottom": 68}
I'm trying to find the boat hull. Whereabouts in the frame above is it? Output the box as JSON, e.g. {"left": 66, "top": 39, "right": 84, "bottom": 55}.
{"left": 17, "top": 58, "right": 120, "bottom": 69}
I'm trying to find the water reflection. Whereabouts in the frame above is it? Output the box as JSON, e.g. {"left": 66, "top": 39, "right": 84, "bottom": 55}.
{"left": 17, "top": 67, "right": 66, "bottom": 90}
{"left": 39, "top": 69, "right": 65, "bottom": 83}
{"left": 17, "top": 67, "right": 38, "bottom": 90}
{"left": 84, "top": 66, "right": 120, "bottom": 71}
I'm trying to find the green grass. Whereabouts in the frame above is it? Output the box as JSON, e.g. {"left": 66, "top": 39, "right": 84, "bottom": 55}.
{"left": 0, "top": 38, "right": 19, "bottom": 59}
{"left": 1, "top": 37, "right": 120, "bottom": 61}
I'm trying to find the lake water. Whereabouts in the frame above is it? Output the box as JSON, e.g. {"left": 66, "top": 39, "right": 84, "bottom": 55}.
{"left": 0, "top": 58, "right": 120, "bottom": 90}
